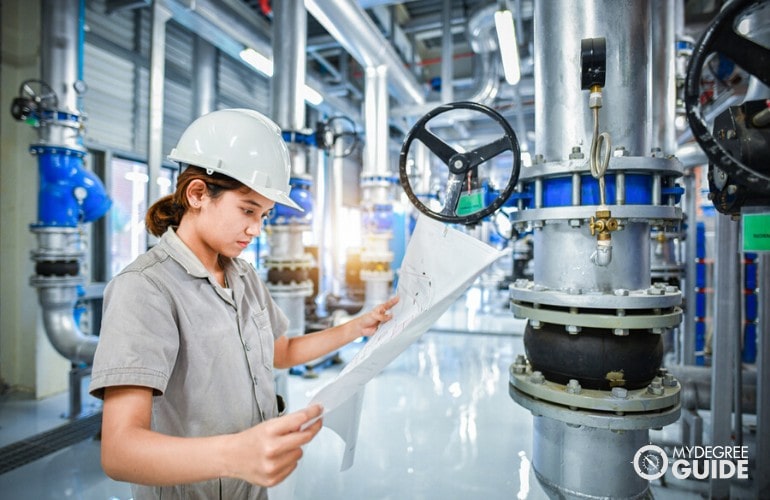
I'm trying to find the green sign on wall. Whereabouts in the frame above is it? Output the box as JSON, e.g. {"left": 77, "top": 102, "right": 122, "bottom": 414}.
{"left": 743, "top": 212, "right": 770, "bottom": 252}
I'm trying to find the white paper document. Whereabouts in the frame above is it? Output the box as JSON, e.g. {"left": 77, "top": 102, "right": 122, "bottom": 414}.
{"left": 306, "top": 213, "right": 506, "bottom": 470}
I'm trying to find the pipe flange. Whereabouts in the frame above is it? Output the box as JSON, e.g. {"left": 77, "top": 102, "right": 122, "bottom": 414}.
{"left": 30, "top": 274, "right": 83, "bottom": 288}
{"left": 264, "top": 257, "right": 315, "bottom": 269}
{"left": 509, "top": 384, "right": 681, "bottom": 430}
{"left": 266, "top": 280, "right": 314, "bottom": 296}
{"left": 510, "top": 280, "right": 682, "bottom": 310}
{"left": 511, "top": 303, "right": 682, "bottom": 331}
{"left": 510, "top": 364, "right": 680, "bottom": 414}
{"left": 509, "top": 205, "right": 682, "bottom": 225}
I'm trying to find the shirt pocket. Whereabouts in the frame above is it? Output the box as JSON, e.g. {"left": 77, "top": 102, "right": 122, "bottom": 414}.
{"left": 251, "top": 307, "right": 274, "bottom": 369}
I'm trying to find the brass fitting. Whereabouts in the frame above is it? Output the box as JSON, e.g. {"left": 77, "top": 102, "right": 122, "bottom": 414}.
{"left": 589, "top": 209, "right": 618, "bottom": 239}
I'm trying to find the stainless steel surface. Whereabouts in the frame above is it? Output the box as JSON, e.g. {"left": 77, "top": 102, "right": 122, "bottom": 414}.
{"left": 532, "top": 223, "right": 651, "bottom": 291}
{"left": 363, "top": 65, "right": 390, "bottom": 177}
{"left": 530, "top": 416, "right": 650, "bottom": 499}
{"left": 534, "top": 0, "right": 651, "bottom": 161}
{"left": 192, "top": 37, "right": 217, "bottom": 117}
{"left": 709, "top": 213, "right": 741, "bottom": 499}
{"left": 41, "top": 0, "right": 80, "bottom": 118}
{"left": 272, "top": 0, "right": 307, "bottom": 132}
{"left": 651, "top": 0, "right": 677, "bottom": 155}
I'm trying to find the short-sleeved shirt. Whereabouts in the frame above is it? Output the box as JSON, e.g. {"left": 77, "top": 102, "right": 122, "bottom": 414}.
{"left": 89, "top": 228, "right": 289, "bottom": 500}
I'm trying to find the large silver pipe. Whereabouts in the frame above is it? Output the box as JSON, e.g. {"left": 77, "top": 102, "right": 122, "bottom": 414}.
{"left": 668, "top": 364, "right": 757, "bottom": 413}
{"left": 193, "top": 36, "right": 217, "bottom": 117}
{"left": 364, "top": 65, "right": 390, "bottom": 178}
{"left": 272, "top": 0, "right": 307, "bottom": 132}
{"left": 535, "top": 0, "right": 651, "bottom": 161}
{"left": 651, "top": 0, "right": 677, "bottom": 155}
{"left": 40, "top": 0, "right": 80, "bottom": 147}
{"left": 440, "top": 0, "right": 454, "bottom": 104}
{"left": 305, "top": 0, "right": 425, "bottom": 106}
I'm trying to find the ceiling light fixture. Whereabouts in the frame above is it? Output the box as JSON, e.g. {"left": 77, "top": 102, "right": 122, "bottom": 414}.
{"left": 494, "top": 8, "right": 521, "bottom": 85}
{"left": 239, "top": 48, "right": 323, "bottom": 105}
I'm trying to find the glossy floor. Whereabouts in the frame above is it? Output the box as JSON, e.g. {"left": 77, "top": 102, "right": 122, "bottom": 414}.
{"left": 0, "top": 292, "right": 712, "bottom": 499}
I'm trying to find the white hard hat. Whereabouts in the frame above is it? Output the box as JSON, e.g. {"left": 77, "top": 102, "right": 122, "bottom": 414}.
{"left": 168, "top": 108, "right": 302, "bottom": 211}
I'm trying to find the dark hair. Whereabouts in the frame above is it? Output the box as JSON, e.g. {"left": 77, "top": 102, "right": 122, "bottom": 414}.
{"left": 145, "top": 166, "right": 247, "bottom": 237}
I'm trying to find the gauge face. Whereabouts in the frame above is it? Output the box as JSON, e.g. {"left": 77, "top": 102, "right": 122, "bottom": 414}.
{"left": 632, "top": 444, "right": 669, "bottom": 481}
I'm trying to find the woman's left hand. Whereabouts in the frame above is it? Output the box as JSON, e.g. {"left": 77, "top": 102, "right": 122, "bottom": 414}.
{"left": 358, "top": 296, "right": 399, "bottom": 337}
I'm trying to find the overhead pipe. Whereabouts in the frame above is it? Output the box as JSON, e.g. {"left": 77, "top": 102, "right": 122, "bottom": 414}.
{"left": 392, "top": 3, "right": 502, "bottom": 118}
{"left": 305, "top": 0, "right": 426, "bottom": 106}
{"left": 160, "top": 0, "right": 360, "bottom": 121}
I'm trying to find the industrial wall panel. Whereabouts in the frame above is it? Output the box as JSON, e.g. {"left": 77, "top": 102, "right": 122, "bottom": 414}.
{"left": 85, "top": 0, "right": 137, "bottom": 52}
{"left": 163, "top": 78, "right": 193, "bottom": 158}
{"left": 166, "top": 21, "right": 194, "bottom": 74}
{"left": 82, "top": 43, "right": 135, "bottom": 152}
{"left": 217, "top": 52, "right": 270, "bottom": 115}
{"left": 134, "top": 66, "right": 150, "bottom": 157}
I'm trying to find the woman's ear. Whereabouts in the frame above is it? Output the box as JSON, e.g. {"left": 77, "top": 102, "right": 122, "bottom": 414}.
{"left": 186, "top": 179, "right": 208, "bottom": 208}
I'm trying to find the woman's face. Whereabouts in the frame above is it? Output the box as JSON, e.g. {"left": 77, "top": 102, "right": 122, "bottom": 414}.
{"left": 195, "top": 187, "right": 275, "bottom": 259}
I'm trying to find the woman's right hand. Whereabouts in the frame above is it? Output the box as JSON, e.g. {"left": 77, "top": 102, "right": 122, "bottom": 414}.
{"left": 224, "top": 404, "right": 323, "bottom": 487}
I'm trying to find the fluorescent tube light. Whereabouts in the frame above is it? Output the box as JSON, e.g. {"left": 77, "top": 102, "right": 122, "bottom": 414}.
{"left": 240, "top": 48, "right": 323, "bottom": 105}
{"left": 303, "top": 85, "right": 324, "bottom": 105}
{"left": 239, "top": 48, "right": 273, "bottom": 77}
{"left": 494, "top": 9, "right": 521, "bottom": 85}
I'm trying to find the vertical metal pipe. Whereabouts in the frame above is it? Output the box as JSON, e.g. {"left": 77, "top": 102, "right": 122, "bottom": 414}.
{"left": 683, "top": 169, "right": 698, "bottom": 365}
{"left": 364, "top": 65, "right": 390, "bottom": 178}
{"left": 193, "top": 36, "right": 217, "bottom": 118}
{"left": 571, "top": 173, "right": 581, "bottom": 206}
{"left": 710, "top": 213, "right": 740, "bottom": 499}
{"left": 615, "top": 172, "right": 625, "bottom": 205}
{"left": 331, "top": 148, "right": 347, "bottom": 296}
{"left": 440, "top": 0, "right": 454, "bottom": 103}
{"left": 147, "top": 2, "right": 171, "bottom": 208}
{"left": 756, "top": 253, "right": 770, "bottom": 499}
{"left": 534, "top": 0, "right": 651, "bottom": 160}
{"left": 271, "top": 0, "right": 307, "bottom": 132}
{"left": 41, "top": 0, "right": 80, "bottom": 147}
{"left": 650, "top": 0, "right": 676, "bottom": 155}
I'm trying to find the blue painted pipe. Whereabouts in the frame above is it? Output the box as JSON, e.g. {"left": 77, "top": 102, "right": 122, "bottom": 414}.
{"left": 32, "top": 145, "right": 111, "bottom": 227}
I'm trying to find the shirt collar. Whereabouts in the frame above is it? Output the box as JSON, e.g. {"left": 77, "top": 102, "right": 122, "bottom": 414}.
{"left": 159, "top": 228, "right": 248, "bottom": 307}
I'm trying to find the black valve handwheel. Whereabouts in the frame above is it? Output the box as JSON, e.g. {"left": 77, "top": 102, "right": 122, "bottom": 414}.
{"left": 398, "top": 101, "right": 521, "bottom": 225}
{"left": 684, "top": 0, "right": 770, "bottom": 194}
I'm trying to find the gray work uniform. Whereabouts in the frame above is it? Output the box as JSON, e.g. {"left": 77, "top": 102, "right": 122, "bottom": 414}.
{"left": 89, "top": 228, "right": 288, "bottom": 500}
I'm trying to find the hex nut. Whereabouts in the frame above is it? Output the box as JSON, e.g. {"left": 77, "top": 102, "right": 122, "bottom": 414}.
{"left": 611, "top": 387, "right": 628, "bottom": 399}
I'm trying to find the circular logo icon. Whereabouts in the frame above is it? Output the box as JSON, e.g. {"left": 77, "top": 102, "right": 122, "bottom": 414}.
{"left": 633, "top": 444, "right": 669, "bottom": 480}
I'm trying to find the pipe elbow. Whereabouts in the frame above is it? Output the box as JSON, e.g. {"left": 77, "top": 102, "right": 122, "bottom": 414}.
{"left": 38, "top": 285, "right": 98, "bottom": 365}
{"left": 590, "top": 240, "right": 613, "bottom": 267}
